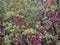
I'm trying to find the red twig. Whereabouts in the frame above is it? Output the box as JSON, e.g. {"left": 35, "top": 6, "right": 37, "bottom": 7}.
{"left": 9, "top": 17, "right": 31, "bottom": 33}
{"left": 53, "top": 9, "right": 58, "bottom": 35}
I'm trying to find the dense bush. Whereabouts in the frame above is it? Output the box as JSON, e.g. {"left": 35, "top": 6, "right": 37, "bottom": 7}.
{"left": 0, "top": 0, "right": 60, "bottom": 45}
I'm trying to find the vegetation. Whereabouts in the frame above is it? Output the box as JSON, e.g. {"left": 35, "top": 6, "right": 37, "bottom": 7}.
{"left": 0, "top": 0, "right": 60, "bottom": 45}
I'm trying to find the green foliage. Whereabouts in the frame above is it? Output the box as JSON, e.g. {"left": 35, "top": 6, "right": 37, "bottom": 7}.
{"left": 22, "top": 28, "right": 35, "bottom": 34}
{"left": 56, "top": 23, "right": 60, "bottom": 32}
{"left": 51, "top": 5, "right": 56, "bottom": 11}
{"left": 3, "top": 22, "right": 20, "bottom": 33}
{"left": 3, "top": 11, "right": 19, "bottom": 20}
{"left": 4, "top": 35, "right": 11, "bottom": 45}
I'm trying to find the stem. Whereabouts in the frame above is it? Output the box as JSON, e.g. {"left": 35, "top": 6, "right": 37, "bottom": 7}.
{"left": 53, "top": 23, "right": 58, "bottom": 35}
